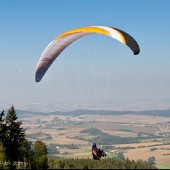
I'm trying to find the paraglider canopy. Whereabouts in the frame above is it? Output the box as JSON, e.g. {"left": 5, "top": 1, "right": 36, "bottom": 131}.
{"left": 35, "top": 26, "right": 140, "bottom": 82}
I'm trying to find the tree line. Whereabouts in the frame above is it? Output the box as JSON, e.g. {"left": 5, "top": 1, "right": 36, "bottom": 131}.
{"left": 48, "top": 158, "right": 157, "bottom": 169}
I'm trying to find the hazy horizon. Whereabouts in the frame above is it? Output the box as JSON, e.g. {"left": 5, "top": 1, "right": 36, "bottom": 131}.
{"left": 1, "top": 98, "right": 170, "bottom": 113}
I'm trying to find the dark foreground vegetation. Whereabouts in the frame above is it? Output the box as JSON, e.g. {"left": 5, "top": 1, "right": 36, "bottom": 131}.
{"left": 0, "top": 106, "right": 157, "bottom": 169}
{"left": 48, "top": 158, "right": 157, "bottom": 169}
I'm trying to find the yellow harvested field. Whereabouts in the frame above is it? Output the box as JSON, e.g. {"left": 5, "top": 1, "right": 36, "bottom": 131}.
{"left": 86, "top": 114, "right": 170, "bottom": 124}
{"left": 26, "top": 128, "right": 58, "bottom": 135}
{"left": 113, "top": 143, "right": 170, "bottom": 165}
{"left": 114, "top": 142, "right": 163, "bottom": 148}
{"left": 124, "top": 148, "right": 170, "bottom": 164}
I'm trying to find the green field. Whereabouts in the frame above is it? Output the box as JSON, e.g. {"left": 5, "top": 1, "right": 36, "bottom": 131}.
{"left": 105, "top": 153, "right": 118, "bottom": 159}
{"left": 155, "top": 163, "right": 170, "bottom": 169}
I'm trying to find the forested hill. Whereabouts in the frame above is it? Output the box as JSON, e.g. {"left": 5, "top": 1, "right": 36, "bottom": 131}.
{"left": 15, "top": 109, "right": 170, "bottom": 118}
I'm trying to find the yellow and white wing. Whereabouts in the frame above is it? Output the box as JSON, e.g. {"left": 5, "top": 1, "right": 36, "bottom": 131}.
{"left": 35, "top": 26, "right": 140, "bottom": 82}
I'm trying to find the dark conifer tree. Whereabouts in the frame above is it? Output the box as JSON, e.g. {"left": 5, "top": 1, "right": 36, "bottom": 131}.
{"left": 0, "top": 110, "right": 6, "bottom": 145}
{"left": 4, "top": 105, "right": 25, "bottom": 169}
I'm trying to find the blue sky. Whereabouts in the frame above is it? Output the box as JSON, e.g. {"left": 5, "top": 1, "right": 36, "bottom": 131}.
{"left": 0, "top": 0, "right": 170, "bottom": 111}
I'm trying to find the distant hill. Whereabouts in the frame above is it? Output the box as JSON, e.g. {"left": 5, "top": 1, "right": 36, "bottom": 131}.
{"left": 48, "top": 109, "right": 170, "bottom": 117}
{"left": 7, "top": 109, "right": 170, "bottom": 118}
{"left": 14, "top": 109, "right": 46, "bottom": 118}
